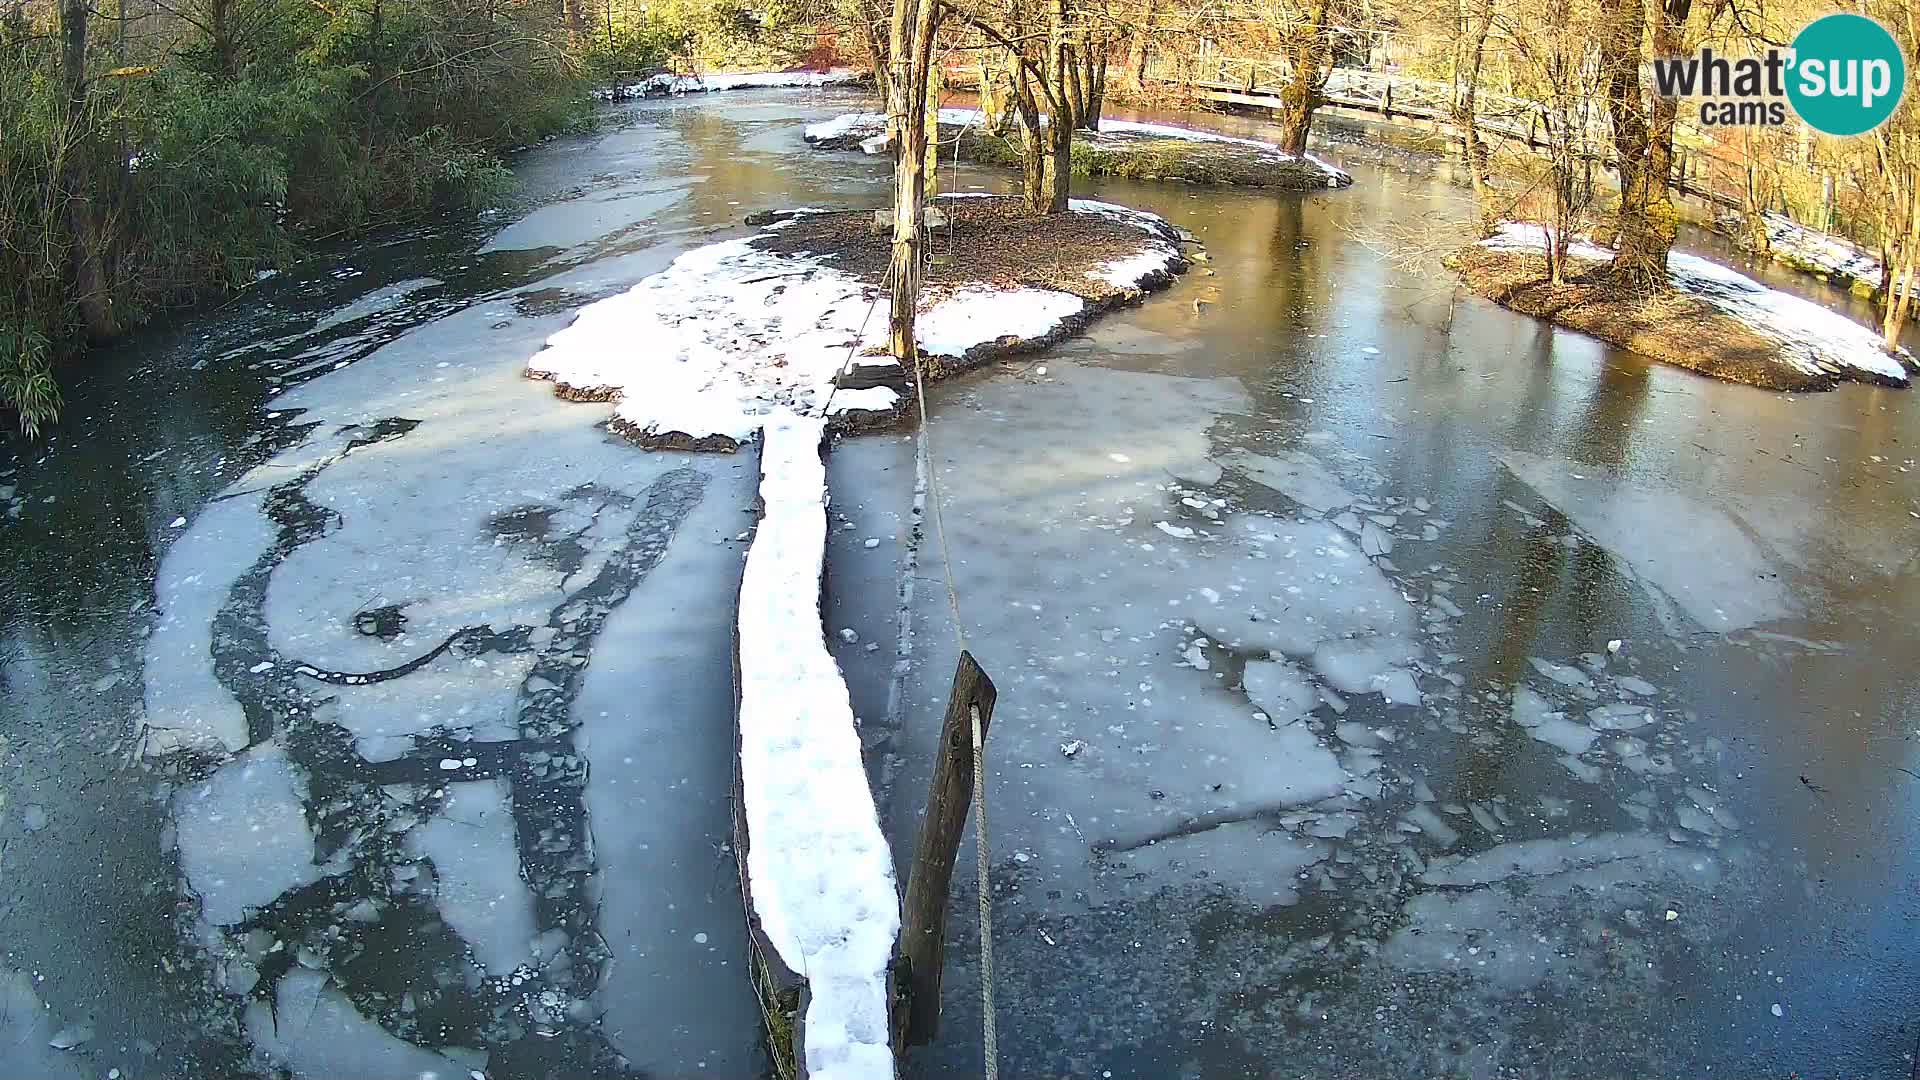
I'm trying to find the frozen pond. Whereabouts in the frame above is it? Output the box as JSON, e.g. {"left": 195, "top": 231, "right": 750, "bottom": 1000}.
{"left": 2, "top": 89, "right": 1919, "bottom": 1079}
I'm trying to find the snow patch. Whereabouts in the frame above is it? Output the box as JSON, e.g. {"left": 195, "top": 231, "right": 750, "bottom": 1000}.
{"left": 1482, "top": 222, "right": 1911, "bottom": 384}
{"left": 918, "top": 288, "right": 1084, "bottom": 358}
{"left": 737, "top": 416, "right": 898, "bottom": 1080}
{"left": 526, "top": 203, "right": 1181, "bottom": 441}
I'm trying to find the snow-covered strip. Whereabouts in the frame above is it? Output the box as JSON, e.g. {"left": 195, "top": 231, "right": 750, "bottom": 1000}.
{"left": 803, "top": 108, "right": 1351, "bottom": 184}
{"left": 1481, "top": 222, "right": 1912, "bottom": 384}
{"left": 525, "top": 201, "right": 1184, "bottom": 440}
{"left": 737, "top": 414, "right": 898, "bottom": 1080}
{"left": 596, "top": 69, "right": 861, "bottom": 100}
{"left": 526, "top": 228, "right": 894, "bottom": 445}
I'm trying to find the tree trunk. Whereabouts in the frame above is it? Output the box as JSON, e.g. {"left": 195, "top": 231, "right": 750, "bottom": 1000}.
{"left": 1037, "top": 0, "right": 1071, "bottom": 213}
{"left": 884, "top": 0, "right": 942, "bottom": 365}
{"left": 1125, "top": 0, "right": 1153, "bottom": 92}
{"left": 1010, "top": 55, "right": 1050, "bottom": 215}
{"left": 1452, "top": 0, "right": 1494, "bottom": 234}
{"left": 1063, "top": 45, "right": 1087, "bottom": 126}
{"left": 1275, "top": 0, "right": 1332, "bottom": 156}
{"left": 1886, "top": 179, "right": 1918, "bottom": 348}
{"left": 1628, "top": 0, "right": 1692, "bottom": 278}
{"left": 1081, "top": 44, "right": 1106, "bottom": 128}
{"left": 61, "top": 0, "right": 115, "bottom": 341}
{"left": 1602, "top": 0, "right": 1659, "bottom": 287}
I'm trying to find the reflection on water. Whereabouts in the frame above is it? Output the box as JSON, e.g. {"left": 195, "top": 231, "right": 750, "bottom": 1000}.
{"left": 1, "top": 87, "right": 1917, "bottom": 1080}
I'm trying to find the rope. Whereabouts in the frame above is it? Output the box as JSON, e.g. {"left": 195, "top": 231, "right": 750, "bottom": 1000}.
{"left": 910, "top": 323, "right": 997, "bottom": 1080}
{"left": 970, "top": 702, "right": 997, "bottom": 1080}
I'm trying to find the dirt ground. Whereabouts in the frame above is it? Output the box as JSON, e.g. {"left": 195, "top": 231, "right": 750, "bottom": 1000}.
{"left": 1449, "top": 245, "right": 1831, "bottom": 392}
{"left": 753, "top": 195, "right": 1180, "bottom": 302}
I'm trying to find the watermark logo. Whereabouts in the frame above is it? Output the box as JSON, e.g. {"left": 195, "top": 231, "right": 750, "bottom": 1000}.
{"left": 1650, "top": 13, "right": 1906, "bottom": 135}
{"left": 1787, "top": 14, "right": 1904, "bottom": 135}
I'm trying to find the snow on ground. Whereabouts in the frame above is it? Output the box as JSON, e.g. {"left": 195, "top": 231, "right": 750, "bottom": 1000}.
{"left": 916, "top": 287, "right": 1085, "bottom": 358}
{"left": 1483, "top": 222, "right": 1912, "bottom": 385}
{"left": 525, "top": 201, "right": 1183, "bottom": 445}
{"left": 1722, "top": 211, "right": 1907, "bottom": 297}
{"left": 594, "top": 69, "right": 862, "bottom": 100}
{"left": 736, "top": 416, "right": 898, "bottom": 1080}
{"left": 802, "top": 108, "right": 1352, "bottom": 186}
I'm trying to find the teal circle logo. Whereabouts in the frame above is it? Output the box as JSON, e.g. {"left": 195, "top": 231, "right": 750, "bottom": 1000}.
{"left": 1787, "top": 14, "right": 1906, "bottom": 136}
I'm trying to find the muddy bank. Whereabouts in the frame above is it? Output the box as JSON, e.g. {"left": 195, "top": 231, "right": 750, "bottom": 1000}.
{"left": 1450, "top": 225, "right": 1914, "bottom": 392}
{"left": 806, "top": 112, "right": 1351, "bottom": 191}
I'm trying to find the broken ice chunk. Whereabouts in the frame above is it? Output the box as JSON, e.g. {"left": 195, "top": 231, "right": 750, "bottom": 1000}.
{"left": 1588, "top": 703, "right": 1655, "bottom": 730}
{"left": 1527, "top": 657, "right": 1591, "bottom": 687}
{"left": 1510, "top": 685, "right": 1558, "bottom": 728}
{"left": 1403, "top": 804, "right": 1460, "bottom": 848}
{"left": 1242, "top": 659, "right": 1316, "bottom": 725}
{"left": 1528, "top": 716, "right": 1599, "bottom": 755}
{"left": 1311, "top": 635, "right": 1420, "bottom": 696}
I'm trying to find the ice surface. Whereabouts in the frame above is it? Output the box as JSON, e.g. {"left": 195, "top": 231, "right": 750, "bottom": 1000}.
{"left": 736, "top": 417, "right": 898, "bottom": 1080}
{"left": 1311, "top": 635, "right": 1420, "bottom": 700}
{"left": 1193, "top": 520, "right": 1414, "bottom": 659}
{"left": 1242, "top": 658, "right": 1317, "bottom": 723}
{"left": 174, "top": 743, "right": 319, "bottom": 927}
{"left": 903, "top": 362, "right": 1380, "bottom": 904}
{"left": 1501, "top": 451, "right": 1795, "bottom": 631}
{"left": 1528, "top": 716, "right": 1600, "bottom": 755}
{"left": 1107, "top": 820, "right": 1328, "bottom": 903}
{"left": 1222, "top": 449, "right": 1357, "bottom": 512}
{"left": 1510, "top": 684, "right": 1558, "bottom": 728}
{"left": 143, "top": 492, "right": 274, "bottom": 756}
{"left": 1588, "top": 703, "right": 1656, "bottom": 731}
{"left": 576, "top": 457, "right": 762, "bottom": 1072}
{"left": 0, "top": 969, "right": 84, "bottom": 1079}
{"left": 1527, "top": 656, "right": 1590, "bottom": 687}
{"left": 1483, "top": 222, "right": 1911, "bottom": 384}
{"left": 1403, "top": 803, "right": 1460, "bottom": 848}
{"left": 1388, "top": 833, "right": 1718, "bottom": 990}
{"left": 407, "top": 780, "right": 536, "bottom": 976}
{"left": 246, "top": 968, "right": 482, "bottom": 1079}
{"left": 312, "top": 277, "right": 442, "bottom": 334}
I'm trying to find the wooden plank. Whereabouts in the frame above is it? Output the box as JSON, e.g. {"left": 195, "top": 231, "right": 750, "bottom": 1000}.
{"left": 897, "top": 650, "right": 998, "bottom": 1047}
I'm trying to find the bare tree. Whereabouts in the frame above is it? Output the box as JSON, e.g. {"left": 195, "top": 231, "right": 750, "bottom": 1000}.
{"left": 883, "top": 0, "right": 943, "bottom": 361}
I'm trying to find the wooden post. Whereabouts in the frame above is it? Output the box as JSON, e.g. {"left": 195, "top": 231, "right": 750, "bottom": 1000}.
{"left": 898, "top": 650, "right": 997, "bottom": 1047}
